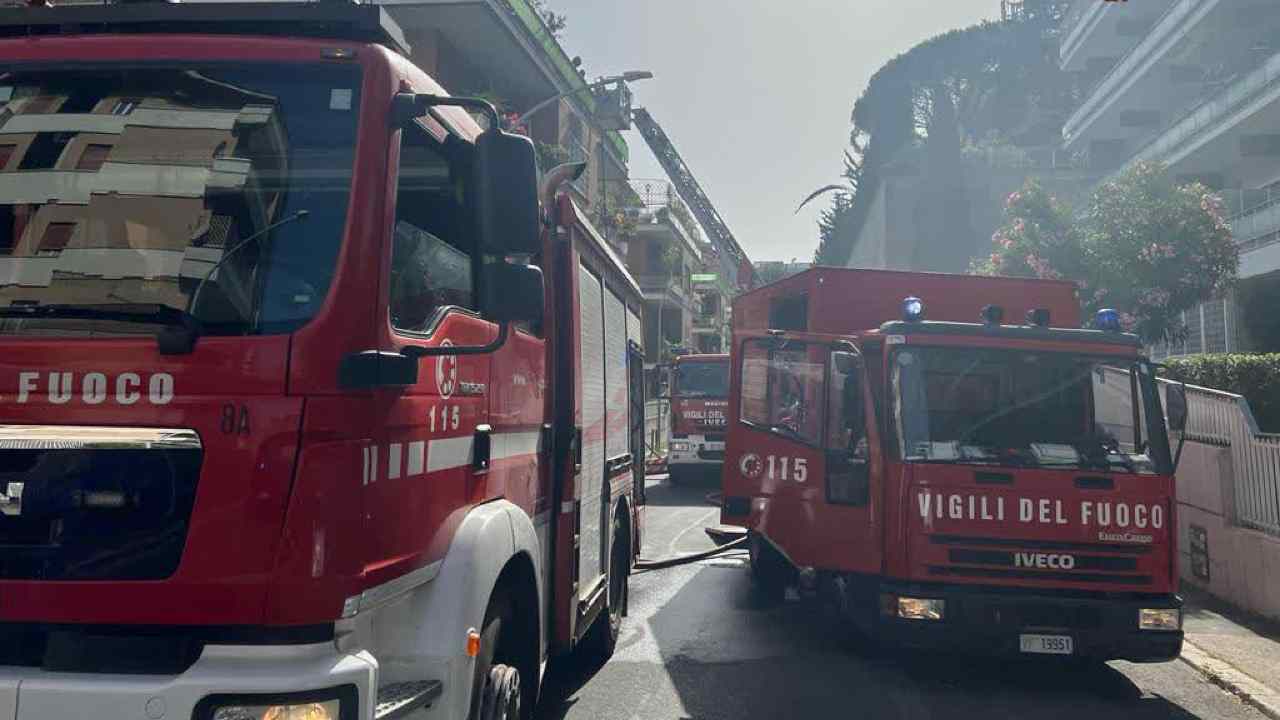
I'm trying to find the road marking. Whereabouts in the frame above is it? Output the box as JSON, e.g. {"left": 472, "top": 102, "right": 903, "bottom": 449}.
{"left": 667, "top": 507, "right": 721, "bottom": 558}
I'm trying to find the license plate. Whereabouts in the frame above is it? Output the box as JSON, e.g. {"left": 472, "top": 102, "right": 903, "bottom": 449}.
{"left": 1019, "top": 634, "right": 1073, "bottom": 655}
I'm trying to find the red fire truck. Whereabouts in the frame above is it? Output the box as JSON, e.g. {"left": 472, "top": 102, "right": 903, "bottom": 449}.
{"left": 0, "top": 3, "right": 646, "bottom": 719}
{"left": 666, "top": 353, "right": 729, "bottom": 484}
{"left": 723, "top": 268, "right": 1189, "bottom": 661}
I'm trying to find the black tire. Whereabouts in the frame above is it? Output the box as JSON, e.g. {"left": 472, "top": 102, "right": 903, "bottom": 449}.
{"left": 581, "top": 512, "right": 629, "bottom": 660}
{"left": 469, "top": 597, "right": 531, "bottom": 720}
{"left": 667, "top": 465, "right": 685, "bottom": 486}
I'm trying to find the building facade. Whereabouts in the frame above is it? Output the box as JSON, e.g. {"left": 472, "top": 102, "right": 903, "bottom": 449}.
{"left": 386, "top": 0, "right": 631, "bottom": 223}
{"left": 1060, "top": 0, "right": 1280, "bottom": 356}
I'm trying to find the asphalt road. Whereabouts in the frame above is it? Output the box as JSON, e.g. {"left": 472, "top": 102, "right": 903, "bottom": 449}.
{"left": 535, "top": 475, "right": 1266, "bottom": 720}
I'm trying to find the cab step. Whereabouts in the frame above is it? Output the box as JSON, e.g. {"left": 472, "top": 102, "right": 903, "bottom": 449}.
{"left": 375, "top": 680, "right": 443, "bottom": 720}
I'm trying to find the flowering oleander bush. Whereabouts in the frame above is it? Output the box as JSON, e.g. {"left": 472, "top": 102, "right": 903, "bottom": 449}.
{"left": 972, "top": 162, "right": 1238, "bottom": 343}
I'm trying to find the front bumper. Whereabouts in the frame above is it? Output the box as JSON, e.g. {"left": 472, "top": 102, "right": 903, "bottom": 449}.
{"left": 669, "top": 439, "right": 725, "bottom": 466}
{"left": 877, "top": 582, "right": 1183, "bottom": 662}
{"left": 0, "top": 643, "right": 379, "bottom": 720}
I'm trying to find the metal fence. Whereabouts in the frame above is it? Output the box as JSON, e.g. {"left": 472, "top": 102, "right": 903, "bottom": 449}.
{"left": 1097, "top": 366, "right": 1280, "bottom": 537}
{"left": 1179, "top": 382, "right": 1280, "bottom": 537}
{"left": 644, "top": 399, "right": 670, "bottom": 461}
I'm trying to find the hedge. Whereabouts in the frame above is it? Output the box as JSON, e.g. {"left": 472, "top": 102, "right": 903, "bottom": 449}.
{"left": 1159, "top": 354, "right": 1280, "bottom": 433}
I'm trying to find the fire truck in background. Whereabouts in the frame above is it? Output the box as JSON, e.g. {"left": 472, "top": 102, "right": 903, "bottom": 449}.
{"left": 665, "top": 353, "right": 729, "bottom": 484}
{"left": 723, "top": 268, "right": 1190, "bottom": 661}
{"left": 0, "top": 3, "right": 646, "bottom": 719}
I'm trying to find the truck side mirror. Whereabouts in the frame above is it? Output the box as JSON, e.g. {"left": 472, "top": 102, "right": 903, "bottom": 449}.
{"left": 1166, "top": 383, "right": 1188, "bottom": 433}
{"left": 475, "top": 129, "right": 541, "bottom": 257}
{"left": 480, "top": 261, "right": 544, "bottom": 325}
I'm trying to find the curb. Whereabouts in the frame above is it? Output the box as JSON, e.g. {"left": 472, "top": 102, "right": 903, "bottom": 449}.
{"left": 1180, "top": 640, "right": 1280, "bottom": 720}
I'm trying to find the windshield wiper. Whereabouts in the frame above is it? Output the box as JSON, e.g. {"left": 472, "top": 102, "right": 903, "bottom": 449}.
{"left": 0, "top": 303, "right": 204, "bottom": 355}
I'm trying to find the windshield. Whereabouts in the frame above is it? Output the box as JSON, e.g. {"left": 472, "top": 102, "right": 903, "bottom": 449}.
{"left": 891, "top": 346, "right": 1167, "bottom": 475}
{"left": 673, "top": 360, "right": 729, "bottom": 398}
{"left": 0, "top": 63, "right": 360, "bottom": 337}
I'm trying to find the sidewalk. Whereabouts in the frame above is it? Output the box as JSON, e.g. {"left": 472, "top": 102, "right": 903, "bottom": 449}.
{"left": 1180, "top": 585, "right": 1280, "bottom": 719}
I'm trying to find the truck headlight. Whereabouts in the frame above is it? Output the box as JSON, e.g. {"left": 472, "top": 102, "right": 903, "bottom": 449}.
{"left": 895, "top": 596, "right": 945, "bottom": 621}
{"left": 1138, "top": 608, "right": 1181, "bottom": 631}
{"left": 213, "top": 701, "right": 338, "bottom": 720}
{"left": 199, "top": 687, "right": 353, "bottom": 720}
{"left": 670, "top": 441, "right": 690, "bottom": 452}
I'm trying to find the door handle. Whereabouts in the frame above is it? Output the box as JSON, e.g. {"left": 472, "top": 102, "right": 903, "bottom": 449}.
{"left": 473, "top": 424, "right": 493, "bottom": 472}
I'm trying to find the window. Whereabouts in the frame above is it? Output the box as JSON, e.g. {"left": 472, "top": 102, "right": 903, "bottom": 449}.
{"left": 0, "top": 64, "right": 362, "bottom": 338}
{"left": 18, "top": 133, "right": 74, "bottom": 170}
{"left": 389, "top": 121, "right": 475, "bottom": 334}
{"left": 0, "top": 144, "right": 14, "bottom": 170}
{"left": 75, "top": 144, "right": 112, "bottom": 171}
{"left": 112, "top": 99, "right": 139, "bottom": 116}
{"left": 827, "top": 349, "right": 870, "bottom": 505}
{"left": 38, "top": 223, "right": 76, "bottom": 255}
{"left": 768, "top": 294, "right": 808, "bottom": 331}
{"left": 0, "top": 206, "right": 16, "bottom": 255}
{"left": 740, "top": 338, "right": 826, "bottom": 445}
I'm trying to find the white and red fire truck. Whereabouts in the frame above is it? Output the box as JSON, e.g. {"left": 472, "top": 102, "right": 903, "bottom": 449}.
{"left": 724, "top": 268, "right": 1189, "bottom": 661}
{"left": 665, "top": 353, "right": 729, "bottom": 484}
{"left": 0, "top": 3, "right": 646, "bottom": 719}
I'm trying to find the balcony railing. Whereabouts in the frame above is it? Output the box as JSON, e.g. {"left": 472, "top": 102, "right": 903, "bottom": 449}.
{"left": 1059, "top": 0, "right": 1105, "bottom": 67}
{"left": 1230, "top": 200, "right": 1280, "bottom": 248}
{"left": 1064, "top": 0, "right": 1213, "bottom": 145}
{"left": 1102, "top": 50, "right": 1280, "bottom": 185}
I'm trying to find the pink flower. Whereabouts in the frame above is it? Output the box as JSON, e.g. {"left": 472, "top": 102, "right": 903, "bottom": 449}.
{"left": 1025, "top": 254, "right": 1060, "bottom": 279}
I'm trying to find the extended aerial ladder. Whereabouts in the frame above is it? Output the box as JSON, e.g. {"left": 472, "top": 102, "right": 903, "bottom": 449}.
{"left": 631, "top": 107, "right": 752, "bottom": 288}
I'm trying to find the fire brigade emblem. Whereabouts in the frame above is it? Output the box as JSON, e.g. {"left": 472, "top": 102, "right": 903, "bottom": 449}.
{"left": 739, "top": 453, "right": 763, "bottom": 480}
{"left": 436, "top": 340, "right": 457, "bottom": 398}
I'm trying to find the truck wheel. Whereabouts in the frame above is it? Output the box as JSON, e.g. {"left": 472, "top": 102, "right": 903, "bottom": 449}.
{"left": 668, "top": 466, "right": 685, "bottom": 486}
{"left": 470, "top": 597, "right": 530, "bottom": 720}
{"left": 581, "top": 512, "right": 629, "bottom": 660}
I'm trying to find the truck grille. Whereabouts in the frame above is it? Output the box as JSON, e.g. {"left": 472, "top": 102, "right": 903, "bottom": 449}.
{"left": 927, "top": 534, "right": 1154, "bottom": 586}
{"left": 0, "top": 426, "right": 202, "bottom": 581}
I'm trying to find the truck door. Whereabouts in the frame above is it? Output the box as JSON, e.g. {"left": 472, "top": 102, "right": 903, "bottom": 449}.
{"left": 365, "top": 117, "right": 491, "bottom": 579}
{"left": 727, "top": 334, "right": 882, "bottom": 573}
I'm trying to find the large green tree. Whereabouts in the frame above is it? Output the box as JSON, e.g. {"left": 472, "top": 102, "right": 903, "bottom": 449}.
{"left": 972, "top": 162, "right": 1239, "bottom": 343}
{"left": 811, "top": 0, "right": 1075, "bottom": 265}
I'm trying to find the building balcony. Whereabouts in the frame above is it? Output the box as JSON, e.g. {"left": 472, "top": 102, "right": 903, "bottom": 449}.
{"left": 1226, "top": 197, "right": 1280, "bottom": 279}
{"left": 636, "top": 274, "right": 693, "bottom": 308}
{"left": 1063, "top": 0, "right": 1222, "bottom": 151}
{"left": 1126, "top": 50, "right": 1280, "bottom": 170}
{"left": 1059, "top": 0, "right": 1173, "bottom": 73}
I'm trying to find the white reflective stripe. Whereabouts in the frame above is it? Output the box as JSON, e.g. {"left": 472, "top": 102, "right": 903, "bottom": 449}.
{"left": 362, "top": 446, "right": 371, "bottom": 486}
{"left": 370, "top": 447, "right": 378, "bottom": 484}
{"left": 388, "top": 443, "right": 403, "bottom": 480}
{"left": 407, "top": 441, "right": 426, "bottom": 476}
{"left": 493, "top": 430, "right": 541, "bottom": 461}
{"left": 427, "top": 435, "right": 474, "bottom": 472}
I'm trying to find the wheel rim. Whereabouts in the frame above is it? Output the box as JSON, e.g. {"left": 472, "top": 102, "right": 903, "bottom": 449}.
{"left": 481, "top": 665, "right": 521, "bottom": 720}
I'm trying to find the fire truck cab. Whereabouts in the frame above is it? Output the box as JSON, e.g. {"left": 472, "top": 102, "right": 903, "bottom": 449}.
{"left": 723, "top": 268, "right": 1188, "bottom": 662}
{"left": 0, "top": 3, "right": 646, "bottom": 719}
{"left": 665, "top": 353, "right": 729, "bottom": 484}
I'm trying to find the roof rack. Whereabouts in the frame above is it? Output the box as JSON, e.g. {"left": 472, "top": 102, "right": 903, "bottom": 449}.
{"left": 0, "top": 1, "right": 409, "bottom": 54}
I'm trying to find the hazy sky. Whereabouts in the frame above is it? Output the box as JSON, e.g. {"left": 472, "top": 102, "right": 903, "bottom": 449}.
{"left": 552, "top": 0, "right": 1001, "bottom": 262}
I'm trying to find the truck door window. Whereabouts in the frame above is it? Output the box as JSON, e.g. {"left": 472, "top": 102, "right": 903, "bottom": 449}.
{"left": 389, "top": 122, "right": 475, "bottom": 335}
{"left": 739, "top": 339, "right": 824, "bottom": 445}
{"left": 827, "top": 351, "right": 867, "bottom": 458}
{"left": 827, "top": 350, "right": 870, "bottom": 505}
